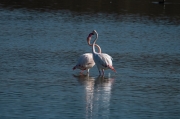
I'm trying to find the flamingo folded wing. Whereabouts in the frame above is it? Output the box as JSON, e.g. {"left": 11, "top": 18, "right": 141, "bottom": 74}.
{"left": 73, "top": 53, "right": 95, "bottom": 71}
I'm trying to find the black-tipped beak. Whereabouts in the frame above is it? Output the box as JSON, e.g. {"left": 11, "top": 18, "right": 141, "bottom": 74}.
{"left": 91, "top": 33, "right": 94, "bottom": 35}
{"left": 88, "top": 33, "right": 94, "bottom": 37}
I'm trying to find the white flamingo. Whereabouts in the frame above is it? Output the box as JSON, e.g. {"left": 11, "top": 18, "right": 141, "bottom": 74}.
{"left": 89, "top": 30, "right": 116, "bottom": 76}
{"left": 73, "top": 33, "right": 101, "bottom": 74}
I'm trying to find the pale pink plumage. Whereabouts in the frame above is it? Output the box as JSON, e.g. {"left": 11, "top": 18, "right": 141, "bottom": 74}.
{"left": 73, "top": 53, "right": 95, "bottom": 73}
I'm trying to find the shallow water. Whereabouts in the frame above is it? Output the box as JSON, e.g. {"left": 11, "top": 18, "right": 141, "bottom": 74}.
{"left": 0, "top": 0, "right": 180, "bottom": 119}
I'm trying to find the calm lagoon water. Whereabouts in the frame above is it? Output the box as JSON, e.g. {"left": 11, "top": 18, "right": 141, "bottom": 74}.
{"left": 0, "top": 0, "right": 180, "bottom": 119}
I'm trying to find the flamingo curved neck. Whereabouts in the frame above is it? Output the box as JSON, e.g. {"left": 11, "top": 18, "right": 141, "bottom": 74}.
{"left": 87, "top": 34, "right": 102, "bottom": 53}
{"left": 95, "top": 44, "right": 101, "bottom": 53}
{"left": 92, "top": 32, "right": 98, "bottom": 54}
{"left": 87, "top": 39, "right": 101, "bottom": 53}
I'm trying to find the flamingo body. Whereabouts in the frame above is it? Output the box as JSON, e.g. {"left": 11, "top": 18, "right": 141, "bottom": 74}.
{"left": 73, "top": 53, "right": 95, "bottom": 73}
{"left": 93, "top": 50, "right": 116, "bottom": 75}
{"left": 93, "top": 53, "right": 112, "bottom": 70}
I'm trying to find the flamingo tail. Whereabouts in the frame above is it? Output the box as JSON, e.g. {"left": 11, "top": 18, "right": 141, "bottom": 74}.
{"left": 108, "top": 65, "right": 116, "bottom": 73}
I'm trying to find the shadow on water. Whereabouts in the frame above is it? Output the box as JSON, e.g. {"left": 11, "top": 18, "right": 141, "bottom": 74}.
{"left": 73, "top": 74, "right": 114, "bottom": 119}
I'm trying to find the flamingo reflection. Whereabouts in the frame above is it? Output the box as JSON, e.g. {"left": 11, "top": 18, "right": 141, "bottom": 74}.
{"left": 73, "top": 74, "right": 114, "bottom": 119}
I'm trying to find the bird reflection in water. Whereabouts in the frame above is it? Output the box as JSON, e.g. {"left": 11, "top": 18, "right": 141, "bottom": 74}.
{"left": 73, "top": 74, "right": 114, "bottom": 119}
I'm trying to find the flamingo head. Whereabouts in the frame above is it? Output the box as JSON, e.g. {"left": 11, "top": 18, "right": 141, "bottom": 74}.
{"left": 92, "top": 30, "right": 97, "bottom": 35}
{"left": 87, "top": 32, "right": 94, "bottom": 46}
{"left": 87, "top": 30, "right": 97, "bottom": 46}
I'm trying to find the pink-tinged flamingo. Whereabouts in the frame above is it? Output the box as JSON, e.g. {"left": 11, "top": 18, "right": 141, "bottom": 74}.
{"left": 88, "top": 30, "right": 116, "bottom": 76}
{"left": 73, "top": 33, "right": 101, "bottom": 74}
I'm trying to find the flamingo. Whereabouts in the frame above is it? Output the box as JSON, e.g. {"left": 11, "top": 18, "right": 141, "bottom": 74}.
{"left": 88, "top": 30, "right": 116, "bottom": 76}
{"left": 73, "top": 33, "right": 101, "bottom": 74}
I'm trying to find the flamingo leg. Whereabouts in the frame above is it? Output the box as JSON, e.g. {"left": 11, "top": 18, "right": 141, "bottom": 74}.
{"left": 98, "top": 69, "right": 101, "bottom": 76}
{"left": 102, "top": 69, "right": 104, "bottom": 76}
{"left": 86, "top": 69, "right": 90, "bottom": 74}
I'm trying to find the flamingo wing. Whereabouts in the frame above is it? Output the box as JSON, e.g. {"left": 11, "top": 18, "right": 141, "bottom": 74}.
{"left": 94, "top": 53, "right": 116, "bottom": 72}
{"left": 73, "top": 53, "right": 95, "bottom": 70}
{"left": 101, "top": 53, "right": 113, "bottom": 66}
{"left": 93, "top": 53, "right": 111, "bottom": 67}
{"left": 78, "top": 53, "right": 93, "bottom": 65}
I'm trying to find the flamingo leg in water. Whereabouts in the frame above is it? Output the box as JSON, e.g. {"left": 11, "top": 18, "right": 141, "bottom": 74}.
{"left": 98, "top": 69, "right": 101, "bottom": 76}
{"left": 102, "top": 69, "right": 104, "bottom": 76}
{"left": 86, "top": 69, "right": 90, "bottom": 74}
{"left": 80, "top": 70, "right": 84, "bottom": 75}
